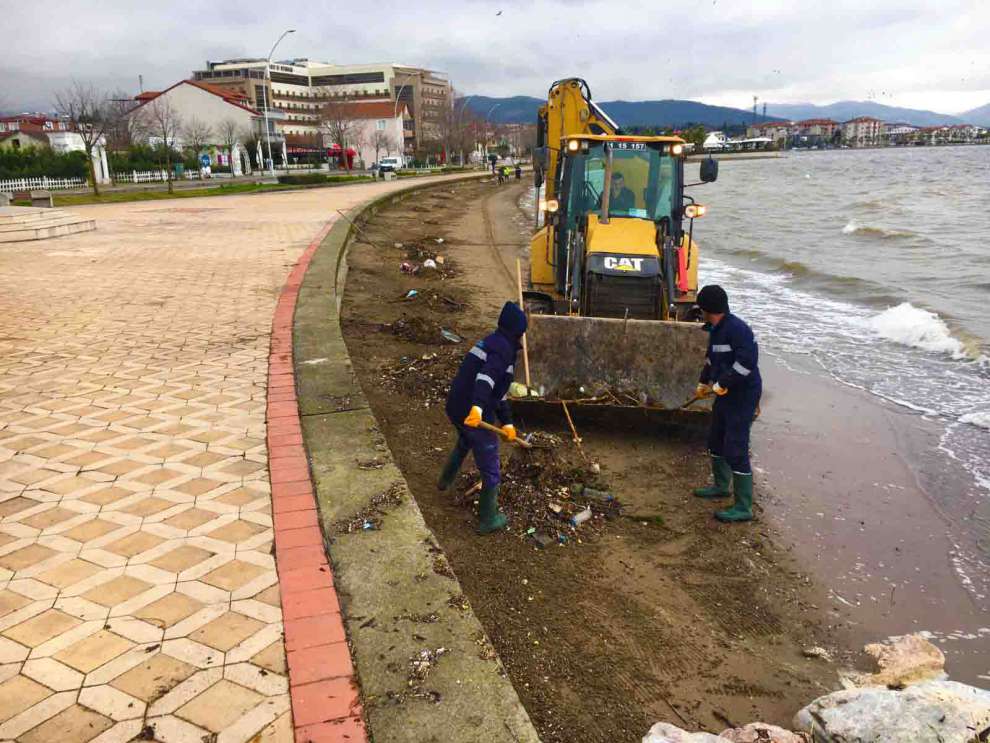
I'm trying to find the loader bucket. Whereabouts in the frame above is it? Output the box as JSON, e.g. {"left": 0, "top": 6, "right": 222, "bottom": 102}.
{"left": 521, "top": 315, "right": 710, "bottom": 410}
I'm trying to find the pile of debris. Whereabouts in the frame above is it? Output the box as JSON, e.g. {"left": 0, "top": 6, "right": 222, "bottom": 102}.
{"left": 379, "top": 349, "right": 462, "bottom": 407}
{"left": 398, "top": 240, "right": 456, "bottom": 279}
{"left": 456, "top": 432, "right": 622, "bottom": 547}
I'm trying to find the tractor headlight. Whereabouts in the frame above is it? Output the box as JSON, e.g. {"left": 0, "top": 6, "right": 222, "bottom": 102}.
{"left": 671, "top": 144, "right": 684, "bottom": 155}
{"left": 684, "top": 204, "right": 707, "bottom": 219}
{"left": 567, "top": 139, "right": 580, "bottom": 152}
{"left": 545, "top": 198, "right": 559, "bottom": 213}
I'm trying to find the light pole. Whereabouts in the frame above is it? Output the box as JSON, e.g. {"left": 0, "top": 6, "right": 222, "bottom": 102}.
{"left": 485, "top": 103, "right": 501, "bottom": 162}
{"left": 263, "top": 28, "right": 295, "bottom": 176}
{"left": 392, "top": 81, "right": 410, "bottom": 160}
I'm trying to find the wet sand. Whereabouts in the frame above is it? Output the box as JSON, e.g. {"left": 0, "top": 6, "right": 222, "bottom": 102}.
{"left": 756, "top": 354, "right": 990, "bottom": 683}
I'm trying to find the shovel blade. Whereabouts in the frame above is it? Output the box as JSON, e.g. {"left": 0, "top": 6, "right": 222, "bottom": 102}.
{"left": 524, "top": 314, "right": 710, "bottom": 410}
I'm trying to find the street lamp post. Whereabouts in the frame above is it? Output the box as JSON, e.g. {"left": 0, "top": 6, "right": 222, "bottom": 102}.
{"left": 393, "top": 81, "right": 410, "bottom": 161}
{"left": 264, "top": 28, "right": 295, "bottom": 176}
{"left": 454, "top": 95, "right": 475, "bottom": 165}
{"left": 485, "top": 103, "right": 501, "bottom": 162}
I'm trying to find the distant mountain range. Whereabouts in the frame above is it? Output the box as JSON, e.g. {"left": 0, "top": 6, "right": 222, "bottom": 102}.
{"left": 763, "top": 101, "right": 964, "bottom": 127}
{"left": 464, "top": 95, "right": 990, "bottom": 129}
{"left": 962, "top": 102, "right": 990, "bottom": 127}
{"left": 462, "top": 96, "right": 782, "bottom": 130}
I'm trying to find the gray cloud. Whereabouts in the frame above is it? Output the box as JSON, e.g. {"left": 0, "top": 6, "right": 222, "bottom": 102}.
{"left": 2, "top": 0, "right": 989, "bottom": 114}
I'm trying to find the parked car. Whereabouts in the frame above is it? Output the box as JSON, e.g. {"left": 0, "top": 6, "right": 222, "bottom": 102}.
{"left": 377, "top": 156, "right": 404, "bottom": 173}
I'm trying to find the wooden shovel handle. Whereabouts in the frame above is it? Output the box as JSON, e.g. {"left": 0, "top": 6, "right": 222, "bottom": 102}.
{"left": 477, "top": 420, "right": 533, "bottom": 448}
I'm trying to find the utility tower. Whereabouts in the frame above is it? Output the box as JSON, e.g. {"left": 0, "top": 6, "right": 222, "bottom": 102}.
{"left": 753, "top": 95, "right": 758, "bottom": 125}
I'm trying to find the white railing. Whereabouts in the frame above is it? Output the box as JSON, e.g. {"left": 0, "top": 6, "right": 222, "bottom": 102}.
{"left": 0, "top": 176, "right": 86, "bottom": 192}
{"left": 112, "top": 170, "right": 170, "bottom": 184}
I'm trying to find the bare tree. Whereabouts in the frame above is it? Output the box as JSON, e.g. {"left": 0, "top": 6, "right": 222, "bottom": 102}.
{"left": 217, "top": 119, "right": 244, "bottom": 175}
{"left": 371, "top": 128, "right": 391, "bottom": 164}
{"left": 182, "top": 118, "right": 214, "bottom": 176}
{"left": 105, "top": 90, "right": 137, "bottom": 154}
{"left": 54, "top": 81, "right": 112, "bottom": 195}
{"left": 134, "top": 96, "right": 183, "bottom": 193}
{"left": 317, "top": 97, "right": 355, "bottom": 170}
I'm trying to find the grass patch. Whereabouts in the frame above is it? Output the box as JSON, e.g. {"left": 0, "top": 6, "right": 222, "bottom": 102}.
{"left": 51, "top": 177, "right": 375, "bottom": 207}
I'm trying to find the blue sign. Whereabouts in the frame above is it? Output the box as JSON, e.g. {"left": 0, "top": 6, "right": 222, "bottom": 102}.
{"left": 199, "top": 153, "right": 211, "bottom": 167}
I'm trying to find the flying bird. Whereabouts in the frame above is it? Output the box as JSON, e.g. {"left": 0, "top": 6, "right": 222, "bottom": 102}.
{"left": 496, "top": 9, "right": 502, "bottom": 15}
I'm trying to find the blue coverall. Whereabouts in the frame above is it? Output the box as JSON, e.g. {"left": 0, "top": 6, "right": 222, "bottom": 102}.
{"left": 444, "top": 304, "right": 525, "bottom": 488}
{"left": 699, "top": 313, "right": 762, "bottom": 475}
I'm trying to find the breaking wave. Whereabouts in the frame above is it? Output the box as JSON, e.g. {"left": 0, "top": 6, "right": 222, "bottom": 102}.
{"left": 960, "top": 412, "right": 990, "bottom": 430}
{"left": 842, "top": 221, "right": 917, "bottom": 239}
{"left": 866, "top": 303, "right": 968, "bottom": 359}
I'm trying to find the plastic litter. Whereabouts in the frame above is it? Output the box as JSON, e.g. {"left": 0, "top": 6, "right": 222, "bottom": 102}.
{"left": 423, "top": 258, "right": 437, "bottom": 270}
{"left": 440, "top": 328, "right": 462, "bottom": 344}
{"left": 404, "top": 289, "right": 419, "bottom": 299}
{"left": 400, "top": 261, "right": 418, "bottom": 274}
{"left": 570, "top": 507, "right": 592, "bottom": 526}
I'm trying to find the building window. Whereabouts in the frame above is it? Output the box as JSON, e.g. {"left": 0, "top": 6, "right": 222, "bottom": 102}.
{"left": 376, "top": 119, "right": 386, "bottom": 130}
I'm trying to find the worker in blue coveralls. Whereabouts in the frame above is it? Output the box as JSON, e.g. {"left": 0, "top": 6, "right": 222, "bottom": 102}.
{"left": 437, "top": 301, "right": 527, "bottom": 534}
{"left": 692, "top": 285, "right": 762, "bottom": 522}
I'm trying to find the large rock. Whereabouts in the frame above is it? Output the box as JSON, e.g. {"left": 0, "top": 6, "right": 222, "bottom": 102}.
{"left": 846, "top": 633, "right": 946, "bottom": 688}
{"left": 643, "top": 722, "right": 731, "bottom": 743}
{"left": 794, "top": 680, "right": 990, "bottom": 742}
{"left": 719, "top": 722, "right": 807, "bottom": 742}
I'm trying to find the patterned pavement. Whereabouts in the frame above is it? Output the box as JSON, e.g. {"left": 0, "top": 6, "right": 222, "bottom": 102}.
{"left": 0, "top": 185, "right": 407, "bottom": 742}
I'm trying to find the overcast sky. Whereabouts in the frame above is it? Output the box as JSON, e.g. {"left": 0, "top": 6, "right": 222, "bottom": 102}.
{"left": 3, "top": 0, "right": 989, "bottom": 115}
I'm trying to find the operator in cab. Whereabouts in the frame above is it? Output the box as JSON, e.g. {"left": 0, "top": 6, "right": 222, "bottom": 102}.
{"left": 692, "top": 285, "right": 762, "bottom": 522}
{"left": 609, "top": 171, "right": 636, "bottom": 212}
{"left": 437, "top": 301, "right": 528, "bottom": 534}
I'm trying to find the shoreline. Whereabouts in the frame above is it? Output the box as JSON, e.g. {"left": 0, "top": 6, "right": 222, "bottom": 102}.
{"left": 755, "top": 350, "right": 990, "bottom": 684}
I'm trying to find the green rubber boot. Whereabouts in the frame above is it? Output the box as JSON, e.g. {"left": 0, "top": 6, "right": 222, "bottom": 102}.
{"left": 477, "top": 485, "right": 508, "bottom": 535}
{"left": 436, "top": 446, "right": 467, "bottom": 491}
{"left": 693, "top": 456, "right": 732, "bottom": 499}
{"left": 715, "top": 472, "right": 754, "bottom": 522}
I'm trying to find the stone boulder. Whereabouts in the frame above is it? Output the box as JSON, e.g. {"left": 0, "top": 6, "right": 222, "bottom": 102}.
{"left": 846, "top": 633, "right": 946, "bottom": 688}
{"left": 794, "top": 680, "right": 990, "bottom": 742}
{"left": 642, "top": 722, "right": 731, "bottom": 743}
{"left": 720, "top": 722, "right": 808, "bottom": 742}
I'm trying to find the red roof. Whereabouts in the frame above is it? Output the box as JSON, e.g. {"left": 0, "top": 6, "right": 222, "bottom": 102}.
{"left": 131, "top": 80, "right": 259, "bottom": 115}
{"left": 844, "top": 116, "right": 882, "bottom": 124}
{"left": 797, "top": 118, "right": 838, "bottom": 126}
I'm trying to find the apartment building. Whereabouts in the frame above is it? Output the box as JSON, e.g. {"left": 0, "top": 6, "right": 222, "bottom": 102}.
{"left": 191, "top": 58, "right": 451, "bottom": 154}
{"left": 841, "top": 116, "right": 884, "bottom": 147}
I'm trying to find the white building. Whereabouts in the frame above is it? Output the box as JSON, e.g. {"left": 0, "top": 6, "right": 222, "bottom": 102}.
{"left": 703, "top": 131, "right": 729, "bottom": 150}
{"left": 321, "top": 101, "right": 409, "bottom": 168}
{"left": 192, "top": 59, "right": 450, "bottom": 154}
{"left": 127, "top": 80, "right": 264, "bottom": 174}
{"left": 841, "top": 116, "right": 884, "bottom": 147}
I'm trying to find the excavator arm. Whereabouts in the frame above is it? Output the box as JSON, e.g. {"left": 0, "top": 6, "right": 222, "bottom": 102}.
{"left": 534, "top": 78, "right": 621, "bottom": 203}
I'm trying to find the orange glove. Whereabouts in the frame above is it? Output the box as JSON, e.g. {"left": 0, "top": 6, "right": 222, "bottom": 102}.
{"left": 463, "top": 405, "right": 483, "bottom": 427}
{"left": 695, "top": 383, "right": 713, "bottom": 399}
{"left": 712, "top": 382, "right": 728, "bottom": 396}
{"left": 501, "top": 424, "right": 517, "bottom": 442}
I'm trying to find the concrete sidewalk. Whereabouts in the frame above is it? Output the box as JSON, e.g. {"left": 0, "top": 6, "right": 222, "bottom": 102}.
{"left": 0, "top": 178, "right": 500, "bottom": 742}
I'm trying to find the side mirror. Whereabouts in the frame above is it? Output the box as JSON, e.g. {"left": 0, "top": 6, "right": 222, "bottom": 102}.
{"left": 700, "top": 157, "right": 718, "bottom": 183}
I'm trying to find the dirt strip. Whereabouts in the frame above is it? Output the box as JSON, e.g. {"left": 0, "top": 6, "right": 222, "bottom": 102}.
{"left": 340, "top": 176, "right": 845, "bottom": 742}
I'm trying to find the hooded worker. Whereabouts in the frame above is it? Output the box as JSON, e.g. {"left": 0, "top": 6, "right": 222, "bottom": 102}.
{"left": 438, "top": 301, "right": 528, "bottom": 534}
{"left": 693, "top": 285, "right": 762, "bottom": 522}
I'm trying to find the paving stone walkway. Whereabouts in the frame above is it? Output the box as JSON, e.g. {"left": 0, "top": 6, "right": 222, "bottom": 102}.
{"left": 0, "top": 184, "right": 415, "bottom": 742}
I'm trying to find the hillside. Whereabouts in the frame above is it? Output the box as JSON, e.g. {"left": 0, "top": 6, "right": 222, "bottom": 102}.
{"left": 962, "top": 102, "right": 990, "bottom": 127}
{"left": 764, "top": 101, "right": 963, "bottom": 126}
{"left": 462, "top": 95, "right": 782, "bottom": 129}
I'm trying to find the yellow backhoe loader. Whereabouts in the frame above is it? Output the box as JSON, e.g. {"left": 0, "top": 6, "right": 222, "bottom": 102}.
{"left": 520, "top": 78, "right": 720, "bottom": 409}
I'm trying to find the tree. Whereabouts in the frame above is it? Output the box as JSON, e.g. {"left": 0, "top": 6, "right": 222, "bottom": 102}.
{"left": 218, "top": 118, "right": 244, "bottom": 175}
{"left": 317, "top": 97, "right": 355, "bottom": 170}
{"left": 53, "top": 81, "right": 112, "bottom": 195}
{"left": 182, "top": 117, "right": 214, "bottom": 175}
{"left": 133, "top": 96, "right": 183, "bottom": 193}
{"left": 105, "top": 90, "right": 137, "bottom": 154}
{"left": 370, "top": 128, "right": 391, "bottom": 163}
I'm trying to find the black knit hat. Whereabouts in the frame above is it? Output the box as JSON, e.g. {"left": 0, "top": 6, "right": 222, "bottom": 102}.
{"left": 498, "top": 301, "right": 528, "bottom": 337}
{"left": 696, "top": 285, "right": 729, "bottom": 314}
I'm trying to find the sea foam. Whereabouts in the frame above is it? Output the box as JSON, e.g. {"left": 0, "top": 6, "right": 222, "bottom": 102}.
{"left": 960, "top": 411, "right": 990, "bottom": 430}
{"left": 867, "top": 303, "right": 967, "bottom": 359}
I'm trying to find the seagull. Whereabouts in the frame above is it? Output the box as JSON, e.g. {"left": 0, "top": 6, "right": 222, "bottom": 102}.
{"left": 496, "top": 9, "right": 502, "bottom": 15}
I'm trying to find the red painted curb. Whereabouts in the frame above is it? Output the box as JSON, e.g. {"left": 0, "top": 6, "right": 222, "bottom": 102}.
{"left": 268, "top": 216, "right": 369, "bottom": 743}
